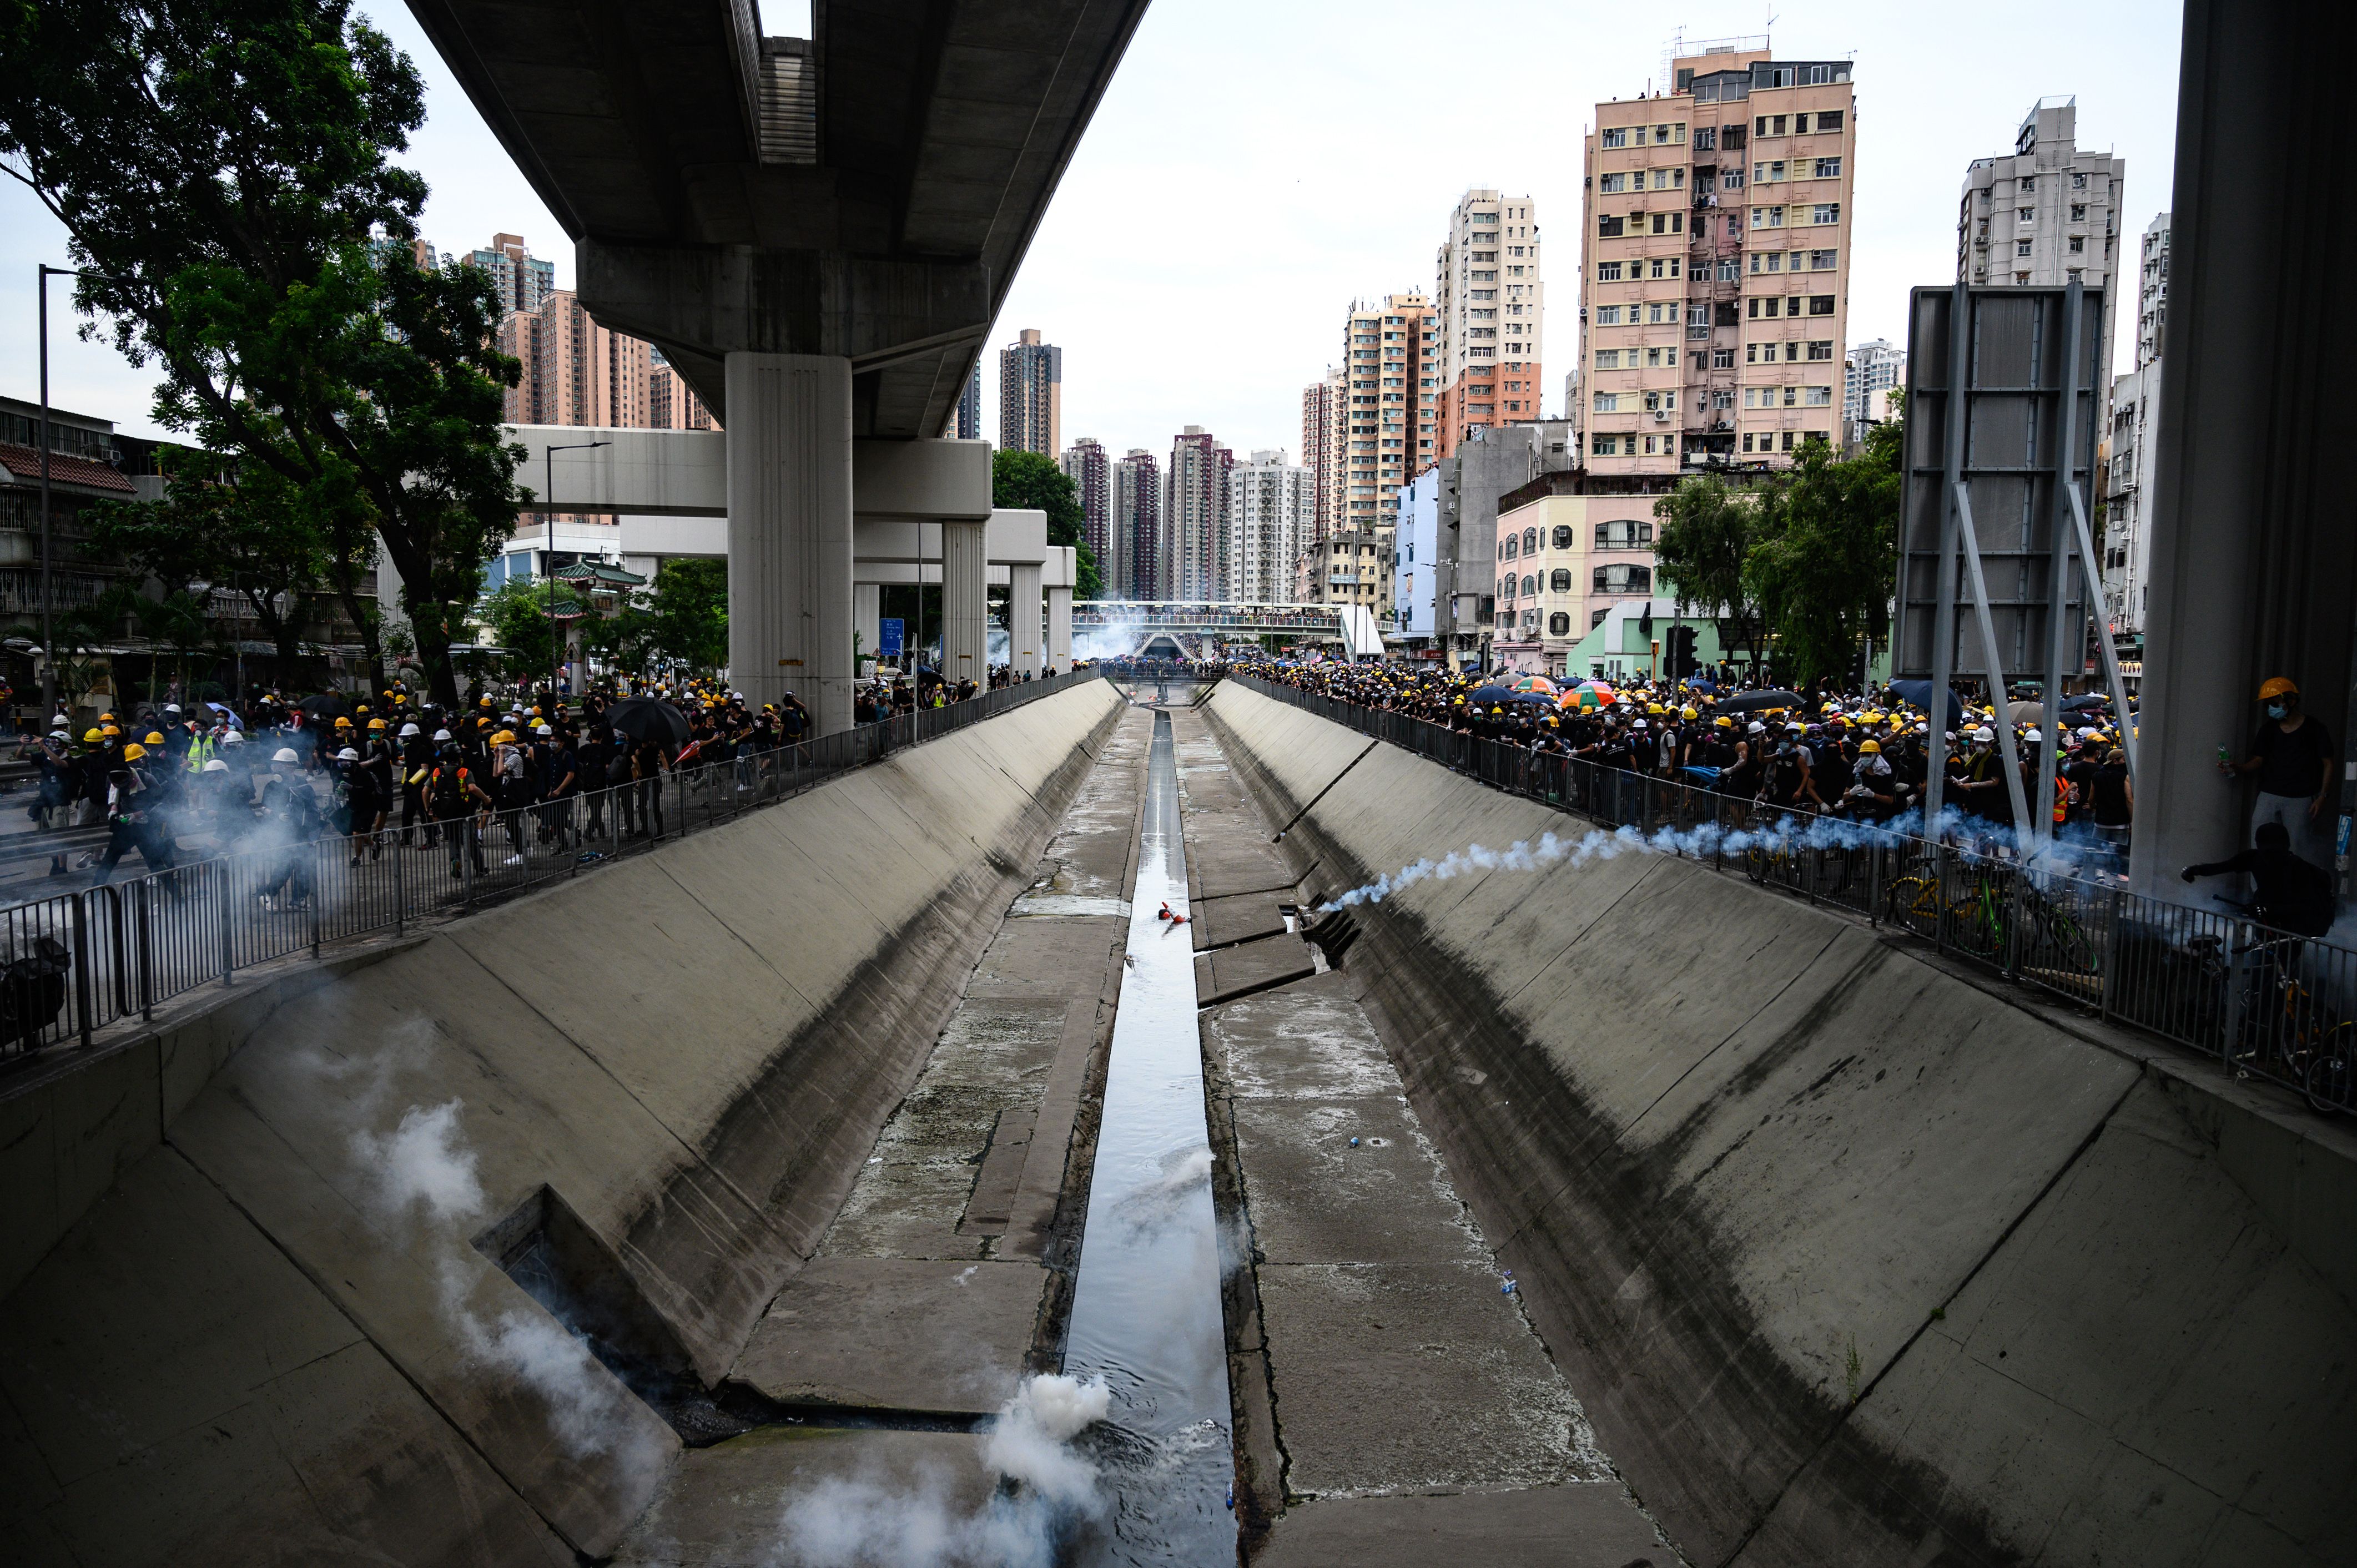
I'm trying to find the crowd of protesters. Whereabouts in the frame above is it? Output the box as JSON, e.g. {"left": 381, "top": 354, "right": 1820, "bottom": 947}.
{"left": 1227, "top": 657, "right": 2141, "bottom": 853}
{"left": 7, "top": 677, "right": 827, "bottom": 903}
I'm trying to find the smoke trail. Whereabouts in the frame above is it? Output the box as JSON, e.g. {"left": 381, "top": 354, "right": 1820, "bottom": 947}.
{"left": 346, "top": 1097, "right": 670, "bottom": 1484}
{"left": 772, "top": 1373, "right": 1111, "bottom": 1568}
{"left": 1318, "top": 805, "right": 2107, "bottom": 911}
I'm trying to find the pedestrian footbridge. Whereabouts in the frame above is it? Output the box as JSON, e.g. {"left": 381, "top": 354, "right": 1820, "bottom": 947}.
{"left": 1076, "top": 598, "right": 1387, "bottom": 662}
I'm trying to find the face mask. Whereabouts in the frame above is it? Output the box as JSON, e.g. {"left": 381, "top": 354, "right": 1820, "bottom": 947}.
{"left": 2267, "top": 703, "right": 2287, "bottom": 720}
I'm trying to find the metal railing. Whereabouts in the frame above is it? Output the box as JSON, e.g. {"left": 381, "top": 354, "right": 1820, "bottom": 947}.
{"left": 1229, "top": 674, "right": 2357, "bottom": 1117}
{"left": 0, "top": 670, "right": 1098, "bottom": 1066}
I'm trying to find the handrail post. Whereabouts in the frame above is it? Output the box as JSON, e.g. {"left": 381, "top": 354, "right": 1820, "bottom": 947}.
{"left": 309, "top": 842, "right": 322, "bottom": 959}
{"left": 392, "top": 826, "right": 406, "bottom": 937}
{"left": 2101, "top": 886, "right": 2123, "bottom": 1023}
{"left": 219, "top": 859, "right": 235, "bottom": 986}
{"left": 136, "top": 879, "right": 153, "bottom": 1021}
{"left": 70, "top": 891, "right": 90, "bottom": 1048}
{"left": 1935, "top": 844, "right": 1950, "bottom": 955}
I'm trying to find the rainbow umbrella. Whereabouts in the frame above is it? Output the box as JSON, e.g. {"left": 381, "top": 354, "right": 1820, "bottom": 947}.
{"left": 1510, "top": 674, "right": 1559, "bottom": 695}
{"left": 1562, "top": 679, "right": 1618, "bottom": 712}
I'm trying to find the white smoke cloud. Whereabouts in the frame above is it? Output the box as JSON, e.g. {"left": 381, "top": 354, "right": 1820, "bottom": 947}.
{"left": 349, "top": 1100, "right": 668, "bottom": 1488}
{"left": 771, "top": 1374, "right": 1111, "bottom": 1568}
{"left": 351, "top": 1100, "right": 484, "bottom": 1222}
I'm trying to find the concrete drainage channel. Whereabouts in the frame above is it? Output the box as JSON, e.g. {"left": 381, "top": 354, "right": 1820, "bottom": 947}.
{"left": 1061, "top": 708, "right": 1238, "bottom": 1564}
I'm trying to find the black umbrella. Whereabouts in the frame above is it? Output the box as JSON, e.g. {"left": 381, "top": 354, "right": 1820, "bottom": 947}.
{"left": 1503, "top": 689, "right": 1557, "bottom": 706}
{"left": 1683, "top": 678, "right": 1722, "bottom": 694}
{"left": 1886, "top": 679, "right": 1966, "bottom": 729}
{"left": 1716, "top": 688, "right": 1807, "bottom": 715}
{"left": 297, "top": 692, "right": 350, "bottom": 720}
{"left": 2060, "top": 690, "right": 2110, "bottom": 712}
{"left": 1468, "top": 684, "right": 1518, "bottom": 705}
{"left": 603, "top": 696, "right": 692, "bottom": 749}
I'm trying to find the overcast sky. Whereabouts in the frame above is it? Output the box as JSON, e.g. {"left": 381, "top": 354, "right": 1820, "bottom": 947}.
{"left": 3, "top": 1, "right": 2182, "bottom": 456}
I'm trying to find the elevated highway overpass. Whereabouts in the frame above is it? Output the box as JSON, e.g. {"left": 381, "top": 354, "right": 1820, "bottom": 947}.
{"left": 407, "top": 0, "right": 1152, "bottom": 724}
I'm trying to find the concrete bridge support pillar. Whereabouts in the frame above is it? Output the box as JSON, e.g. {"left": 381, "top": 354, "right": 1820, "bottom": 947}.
{"left": 941, "top": 520, "right": 989, "bottom": 687}
{"left": 726, "top": 352, "right": 853, "bottom": 731}
{"left": 854, "top": 583, "right": 881, "bottom": 672}
{"left": 1048, "top": 586, "right": 1072, "bottom": 669}
{"left": 1010, "top": 563, "right": 1043, "bottom": 675}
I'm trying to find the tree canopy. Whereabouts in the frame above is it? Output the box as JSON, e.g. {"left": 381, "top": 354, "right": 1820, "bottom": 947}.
{"left": 1653, "top": 405, "right": 1903, "bottom": 685}
{"left": 0, "top": 0, "right": 525, "bottom": 705}
{"left": 992, "top": 449, "right": 1103, "bottom": 599}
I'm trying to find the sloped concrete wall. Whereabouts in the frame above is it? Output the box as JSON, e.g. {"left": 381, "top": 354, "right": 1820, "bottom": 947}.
{"left": 0, "top": 679, "right": 1124, "bottom": 1566}
{"left": 1203, "top": 680, "right": 2357, "bottom": 1568}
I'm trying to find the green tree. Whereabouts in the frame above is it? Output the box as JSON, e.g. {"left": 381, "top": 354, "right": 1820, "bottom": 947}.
{"left": 479, "top": 578, "right": 586, "bottom": 682}
{"left": 1653, "top": 474, "right": 1769, "bottom": 673}
{"left": 992, "top": 449, "right": 1103, "bottom": 598}
{"left": 83, "top": 445, "right": 328, "bottom": 680}
{"left": 1743, "top": 420, "right": 1903, "bottom": 686}
{"left": 0, "top": 0, "right": 525, "bottom": 708}
{"left": 644, "top": 559, "right": 729, "bottom": 674}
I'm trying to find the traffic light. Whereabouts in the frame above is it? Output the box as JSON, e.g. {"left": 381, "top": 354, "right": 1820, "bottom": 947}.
{"left": 1668, "top": 624, "right": 1699, "bottom": 678}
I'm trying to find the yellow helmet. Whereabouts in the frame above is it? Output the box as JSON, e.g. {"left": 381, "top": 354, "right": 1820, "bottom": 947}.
{"left": 1859, "top": 739, "right": 1882, "bottom": 753}
{"left": 490, "top": 729, "right": 516, "bottom": 745}
{"left": 100, "top": 712, "right": 116, "bottom": 722}
{"left": 2258, "top": 676, "right": 2299, "bottom": 701}
{"left": 1714, "top": 716, "right": 1733, "bottom": 728}
{"left": 101, "top": 724, "right": 120, "bottom": 737}
{"left": 1680, "top": 707, "right": 1697, "bottom": 720}
{"left": 368, "top": 718, "right": 387, "bottom": 730}
{"left": 122, "top": 743, "right": 147, "bottom": 760}
{"left": 144, "top": 732, "right": 164, "bottom": 745}
{"left": 82, "top": 728, "right": 102, "bottom": 744}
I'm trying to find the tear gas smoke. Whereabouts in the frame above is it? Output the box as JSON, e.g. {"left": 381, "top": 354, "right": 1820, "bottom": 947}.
{"left": 1319, "top": 805, "right": 2107, "bottom": 911}
{"left": 772, "top": 1373, "right": 1112, "bottom": 1568}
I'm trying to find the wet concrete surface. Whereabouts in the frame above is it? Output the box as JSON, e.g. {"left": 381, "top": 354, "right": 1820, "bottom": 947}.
{"left": 611, "top": 708, "right": 1156, "bottom": 1565}
{"left": 1169, "top": 709, "right": 1676, "bottom": 1565}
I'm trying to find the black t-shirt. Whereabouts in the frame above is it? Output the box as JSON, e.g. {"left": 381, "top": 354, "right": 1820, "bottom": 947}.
{"left": 2250, "top": 718, "right": 2332, "bottom": 799}
{"left": 2189, "top": 846, "right": 2334, "bottom": 936}
{"left": 2087, "top": 763, "right": 2131, "bottom": 826}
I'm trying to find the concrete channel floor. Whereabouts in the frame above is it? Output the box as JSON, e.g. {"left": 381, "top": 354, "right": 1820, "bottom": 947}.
{"left": 1169, "top": 711, "right": 1680, "bottom": 1567}
{"left": 612, "top": 707, "right": 1155, "bottom": 1565}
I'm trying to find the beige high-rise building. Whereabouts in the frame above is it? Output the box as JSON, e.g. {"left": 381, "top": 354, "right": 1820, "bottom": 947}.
{"left": 999, "top": 328, "right": 1062, "bottom": 457}
{"left": 1299, "top": 367, "right": 1346, "bottom": 550}
{"left": 1339, "top": 294, "right": 1436, "bottom": 533}
{"left": 1162, "top": 426, "right": 1232, "bottom": 602}
{"left": 1433, "top": 189, "right": 1544, "bottom": 460}
{"left": 1578, "top": 41, "right": 1858, "bottom": 473}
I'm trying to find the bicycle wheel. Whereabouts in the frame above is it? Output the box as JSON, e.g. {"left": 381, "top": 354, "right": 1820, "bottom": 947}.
{"left": 2304, "top": 1027, "right": 2355, "bottom": 1115}
{"left": 1883, "top": 876, "right": 1936, "bottom": 926}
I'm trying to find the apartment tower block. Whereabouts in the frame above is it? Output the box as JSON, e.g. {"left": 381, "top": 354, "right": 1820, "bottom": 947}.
{"left": 1957, "top": 98, "right": 2124, "bottom": 295}
{"left": 1434, "top": 189, "right": 1544, "bottom": 460}
{"left": 1112, "top": 448, "right": 1162, "bottom": 599}
{"left": 1060, "top": 437, "right": 1112, "bottom": 582}
{"left": 1162, "top": 427, "right": 1232, "bottom": 601}
{"left": 1578, "top": 41, "right": 1858, "bottom": 472}
{"left": 999, "top": 328, "right": 1062, "bottom": 457}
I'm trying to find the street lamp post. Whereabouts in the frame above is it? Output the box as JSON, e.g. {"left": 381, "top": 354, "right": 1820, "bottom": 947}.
{"left": 36, "top": 264, "right": 130, "bottom": 718}
{"left": 542, "top": 440, "right": 610, "bottom": 705}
